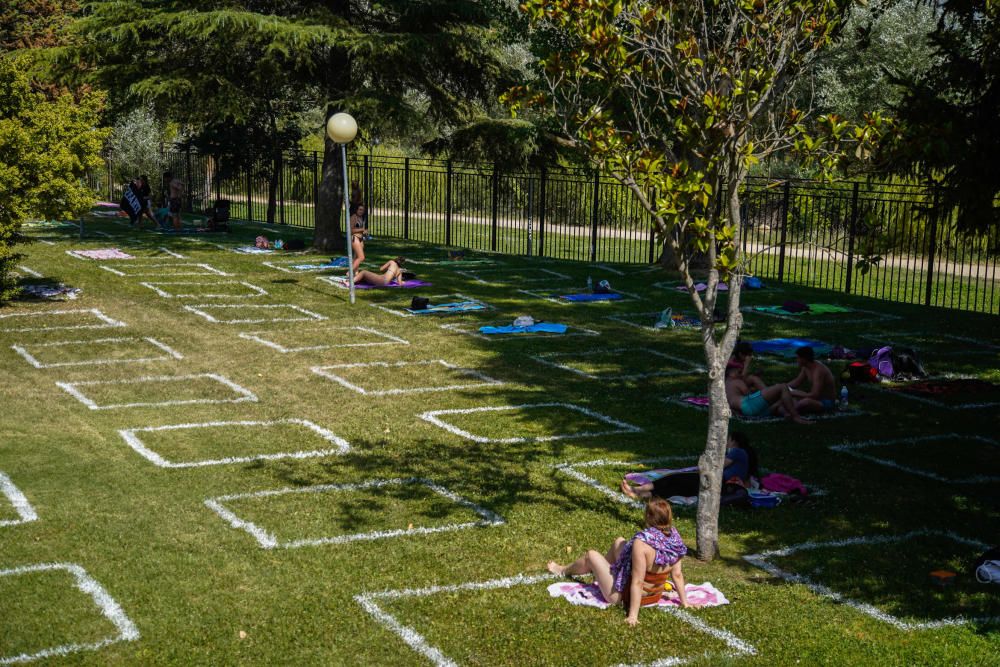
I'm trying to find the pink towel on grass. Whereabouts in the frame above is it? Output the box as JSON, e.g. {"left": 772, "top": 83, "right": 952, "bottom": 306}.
{"left": 547, "top": 581, "right": 729, "bottom": 609}
{"left": 67, "top": 248, "right": 135, "bottom": 260}
{"left": 682, "top": 396, "right": 710, "bottom": 407}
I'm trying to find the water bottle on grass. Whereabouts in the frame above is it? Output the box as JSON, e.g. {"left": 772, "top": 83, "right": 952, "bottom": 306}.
{"left": 840, "top": 386, "right": 849, "bottom": 409}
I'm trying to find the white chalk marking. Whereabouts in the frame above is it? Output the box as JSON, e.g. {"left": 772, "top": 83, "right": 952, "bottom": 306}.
{"left": 439, "top": 322, "right": 601, "bottom": 341}
{"left": 354, "top": 572, "right": 754, "bottom": 667}
{"left": 0, "top": 472, "right": 38, "bottom": 527}
{"left": 238, "top": 326, "right": 409, "bottom": 353}
{"left": 16, "top": 266, "right": 43, "bottom": 278}
{"left": 262, "top": 259, "right": 349, "bottom": 274}
{"left": 368, "top": 293, "right": 491, "bottom": 318}
{"left": 593, "top": 264, "right": 626, "bottom": 276}
{"left": 552, "top": 456, "right": 696, "bottom": 510}
{"left": 0, "top": 562, "right": 139, "bottom": 665}
{"left": 119, "top": 418, "right": 349, "bottom": 468}
{"left": 311, "top": 360, "right": 505, "bottom": 396}
{"left": 56, "top": 373, "right": 257, "bottom": 410}
{"left": 182, "top": 303, "right": 327, "bottom": 324}
{"left": 0, "top": 309, "right": 126, "bottom": 333}
{"left": 138, "top": 281, "right": 268, "bottom": 299}
{"left": 98, "top": 263, "right": 229, "bottom": 277}
{"left": 420, "top": 403, "right": 642, "bottom": 444}
{"left": 452, "top": 267, "right": 573, "bottom": 285}
{"left": 530, "top": 347, "right": 704, "bottom": 380}
{"left": 157, "top": 247, "right": 186, "bottom": 258}
{"left": 205, "top": 477, "right": 503, "bottom": 549}
{"left": 743, "top": 530, "right": 997, "bottom": 630}
{"left": 11, "top": 337, "right": 182, "bottom": 369}
{"left": 604, "top": 311, "right": 700, "bottom": 332}
{"left": 830, "top": 434, "right": 1000, "bottom": 484}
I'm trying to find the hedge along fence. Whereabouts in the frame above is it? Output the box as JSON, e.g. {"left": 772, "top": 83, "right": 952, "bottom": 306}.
{"left": 87, "top": 149, "right": 999, "bottom": 315}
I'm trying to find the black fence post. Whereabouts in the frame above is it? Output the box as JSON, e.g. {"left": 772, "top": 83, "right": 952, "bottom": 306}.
{"left": 445, "top": 160, "right": 453, "bottom": 246}
{"left": 278, "top": 154, "right": 286, "bottom": 225}
{"left": 363, "top": 154, "right": 370, "bottom": 210}
{"left": 185, "top": 146, "right": 193, "bottom": 212}
{"left": 844, "top": 182, "right": 860, "bottom": 294}
{"left": 403, "top": 157, "right": 410, "bottom": 240}
{"left": 590, "top": 170, "right": 600, "bottom": 262}
{"left": 648, "top": 187, "right": 657, "bottom": 264}
{"left": 527, "top": 177, "right": 534, "bottom": 256}
{"left": 777, "top": 180, "right": 790, "bottom": 283}
{"left": 312, "top": 151, "right": 319, "bottom": 227}
{"left": 538, "top": 167, "right": 547, "bottom": 258}
{"left": 925, "top": 189, "right": 940, "bottom": 307}
{"left": 246, "top": 162, "right": 253, "bottom": 222}
{"left": 491, "top": 162, "right": 500, "bottom": 252}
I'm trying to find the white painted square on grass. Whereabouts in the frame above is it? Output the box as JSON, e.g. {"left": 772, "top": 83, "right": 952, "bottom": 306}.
{"left": 420, "top": 403, "right": 642, "bottom": 444}
{"left": 138, "top": 281, "right": 268, "bottom": 299}
{"left": 262, "top": 259, "right": 349, "bottom": 274}
{"left": 452, "top": 267, "right": 572, "bottom": 284}
{"left": 0, "top": 471, "right": 38, "bottom": 527}
{"left": 604, "top": 311, "right": 702, "bottom": 332}
{"left": 204, "top": 478, "right": 503, "bottom": 549}
{"left": 238, "top": 326, "right": 409, "bottom": 353}
{"left": 11, "top": 337, "right": 182, "bottom": 369}
{"left": 743, "top": 530, "right": 996, "bottom": 630}
{"left": 830, "top": 434, "right": 1000, "bottom": 484}
{"left": 311, "top": 360, "right": 504, "bottom": 396}
{"left": 0, "top": 309, "right": 126, "bottom": 333}
{"left": 182, "top": 304, "right": 327, "bottom": 324}
{"left": 530, "top": 347, "right": 704, "bottom": 380}
{"left": 516, "top": 287, "right": 642, "bottom": 304}
{"left": 553, "top": 456, "right": 696, "bottom": 510}
{"left": 99, "top": 262, "right": 230, "bottom": 277}
{"left": 0, "top": 563, "right": 139, "bottom": 664}
{"left": 439, "top": 322, "right": 601, "bottom": 341}
{"left": 56, "top": 373, "right": 257, "bottom": 410}
{"left": 118, "top": 418, "right": 349, "bottom": 468}
{"left": 354, "top": 572, "right": 755, "bottom": 667}
{"left": 368, "top": 293, "right": 492, "bottom": 318}
{"left": 16, "top": 265, "right": 43, "bottom": 278}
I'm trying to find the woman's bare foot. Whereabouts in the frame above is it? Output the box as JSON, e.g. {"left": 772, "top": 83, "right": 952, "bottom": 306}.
{"left": 546, "top": 561, "right": 566, "bottom": 576}
{"left": 620, "top": 479, "right": 639, "bottom": 499}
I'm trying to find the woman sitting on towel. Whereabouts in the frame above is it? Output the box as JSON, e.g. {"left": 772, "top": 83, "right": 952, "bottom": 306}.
{"left": 620, "top": 431, "right": 757, "bottom": 500}
{"left": 355, "top": 257, "right": 406, "bottom": 287}
{"left": 547, "top": 498, "right": 689, "bottom": 624}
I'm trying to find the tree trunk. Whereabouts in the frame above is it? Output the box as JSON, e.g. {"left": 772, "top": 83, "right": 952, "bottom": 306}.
{"left": 266, "top": 151, "right": 280, "bottom": 224}
{"left": 695, "top": 347, "right": 730, "bottom": 560}
{"left": 314, "top": 109, "right": 347, "bottom": 251}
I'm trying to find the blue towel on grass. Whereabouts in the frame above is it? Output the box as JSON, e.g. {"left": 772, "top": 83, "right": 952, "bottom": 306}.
{"left": 751, "top": 338, "right": 831, "bottom": 357}
{"left": 559, "top": 293, "right": 623, "bottom": 302}
{"left": 479, "top": 323, "right": 568, "bottom": 335}
{"left": 406, "top": 301, "right": 486, "bottom": 314}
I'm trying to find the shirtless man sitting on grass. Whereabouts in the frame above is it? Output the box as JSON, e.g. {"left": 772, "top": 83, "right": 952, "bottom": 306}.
{"left": 725, "top": 365, "right": 812, "bottom": 424}
{"left": 786, "top": 346, "right": 838, "bottom": 414}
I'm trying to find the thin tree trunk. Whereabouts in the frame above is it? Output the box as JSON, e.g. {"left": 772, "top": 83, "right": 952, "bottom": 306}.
{"left": 266, "top": 151, "right": 280, "bottom": 224}
{"left": 695, "top": 351, "right": 729, "bottom": 560}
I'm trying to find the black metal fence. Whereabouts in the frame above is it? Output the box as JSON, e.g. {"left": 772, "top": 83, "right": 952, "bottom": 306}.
{"left": 87, "top": 149, "right": 1000, "bottom": 315}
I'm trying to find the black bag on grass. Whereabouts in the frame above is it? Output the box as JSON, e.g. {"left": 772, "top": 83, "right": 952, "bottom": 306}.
{"left": 410, "top": 297, "right": 429, "bottom": 310}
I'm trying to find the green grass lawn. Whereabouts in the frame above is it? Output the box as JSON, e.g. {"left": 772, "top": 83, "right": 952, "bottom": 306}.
{"left": 1, "top": 214, "right": 998, "bottom": 665}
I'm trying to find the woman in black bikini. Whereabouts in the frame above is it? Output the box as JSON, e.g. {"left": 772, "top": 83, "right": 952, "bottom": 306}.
{"left": 350, "top": 204, "right": 367, "bottom": 272}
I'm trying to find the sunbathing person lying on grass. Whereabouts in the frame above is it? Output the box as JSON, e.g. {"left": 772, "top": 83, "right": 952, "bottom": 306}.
{"left": 548, "top": 498, "right": 689, "bottom": 624}
{"left": 354, "top": 257, "right": 406, "bottom": 287}
{"left": 620, "top": 432, "right": 758, "bottom": 500}
{"left": 785, "top": 346, "right": 838, "bottom": 414}
{"left": 725, "top": 365, "right": 812, "bottom": 424}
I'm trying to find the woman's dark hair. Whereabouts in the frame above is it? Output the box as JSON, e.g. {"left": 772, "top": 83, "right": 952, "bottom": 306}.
{"left": 392, "top": 256, "right": 406, "bottom": 267}
{"left": 351, "top": 202, "right": 365, "bottom": 215}
{"left": 729, "top": 431, "right": 759, "bottom": 478}
{"left": 733, "top": 341, "right": 753, "bottom": 359}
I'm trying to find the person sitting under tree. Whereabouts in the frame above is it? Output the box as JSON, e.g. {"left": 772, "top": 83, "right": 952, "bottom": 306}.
{"left": 786, "top": 346, "right": 839, "bottom": 413}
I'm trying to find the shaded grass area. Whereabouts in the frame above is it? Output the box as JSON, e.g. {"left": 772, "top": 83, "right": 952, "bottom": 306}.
{"left": 0, "top": 214, "right": 997, "bottom": 665}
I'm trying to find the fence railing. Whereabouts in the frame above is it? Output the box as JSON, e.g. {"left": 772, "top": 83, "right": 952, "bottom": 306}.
{"left": 87, "top": 149, "right": 1000, "bottom": 315}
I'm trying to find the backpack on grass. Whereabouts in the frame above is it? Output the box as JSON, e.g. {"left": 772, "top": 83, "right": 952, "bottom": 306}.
{"left": 869, "top": 346, "right": 894, "bottom": 378}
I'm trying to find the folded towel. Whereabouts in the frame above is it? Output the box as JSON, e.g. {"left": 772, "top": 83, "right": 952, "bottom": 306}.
{"left": 547, "top": 581, "right": 730, "bottom": 609}
{"left": 406, "top": 301, "right": 487, "bottom": 314}
{"left": 479, "top": 323, "right": 568, "bottom": 335}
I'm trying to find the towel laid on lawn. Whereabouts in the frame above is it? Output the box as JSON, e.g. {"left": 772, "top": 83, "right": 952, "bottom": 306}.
{"left": 67, "top": 248, "right": 134, "bottom": 260}
{"left": 672, "top": 282, "right": 729, "bottom": 293}
{"left": 751, "top": 338, "right": 832, "bottom": 357}
{"left": 329, "top": 276, "right": 432, "bottom": 290}
{"left": 234, "top": 245, "right": 276, "bottom": 254}
{"left": 547, "top": 581, "right": 730, "bottom": 609}
{"left": 406, "top": 301, "right": 486, "bottom": 314}
{"left": 560, "top": 292, "right": 623, "bottom": 302}
{"left": 288, "top": 258, "right": 348, "bottom": 271}
{"left": 479, "top": 323, "right": 568, "bottom": 335}
{"left": 17, "top": 283, "right": 82, "bottom": 300}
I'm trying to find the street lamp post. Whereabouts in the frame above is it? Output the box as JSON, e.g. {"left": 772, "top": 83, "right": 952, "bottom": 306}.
{"left": 326, "top": 112, "right": 359, "bottom": 304}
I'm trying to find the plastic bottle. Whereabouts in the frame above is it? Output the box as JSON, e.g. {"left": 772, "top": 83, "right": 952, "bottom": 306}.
{"left": 840, "top": 386, "right": 849, "bottom": 408}
{"left": 586, "top": 276, "right": 593, "bottom": 292}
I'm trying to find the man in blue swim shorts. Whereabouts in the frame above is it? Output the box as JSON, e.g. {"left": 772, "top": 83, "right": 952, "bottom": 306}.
{"left": 725, "top": 365, "right": 812, "bottom": 424}
{"left": 786, "top": 346, "right": 839, "bottom": 414}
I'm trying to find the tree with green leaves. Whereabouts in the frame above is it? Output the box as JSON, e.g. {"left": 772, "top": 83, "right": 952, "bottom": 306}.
{"left": 508, "top": 0, "right": 890, "bottom": 559}
{"left": 0, "top": 54, "right": 108, "bottom": 303}
{"left": 67, "top": 1, "right": 516, "bottom": 248}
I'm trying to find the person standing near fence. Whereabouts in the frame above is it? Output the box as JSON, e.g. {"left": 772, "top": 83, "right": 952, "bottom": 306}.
{"left": 163, "top": 171, "right": 184, "bottom": 232}
{"left": 350, "top": 203, "right": 368, "bottom": 271}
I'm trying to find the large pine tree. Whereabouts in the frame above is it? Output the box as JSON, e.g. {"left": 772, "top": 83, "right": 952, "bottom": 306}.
{"left": 65, "top": 0, "right": 516, "bottom": 249}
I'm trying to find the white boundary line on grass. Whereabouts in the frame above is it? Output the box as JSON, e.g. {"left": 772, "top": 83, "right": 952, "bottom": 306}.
{"left": 553, "top": 456, "right": 695, "bottom": 510}
{"left": 119, "top": 418, "right": 349, "bottom": 468}
{"left": 238, "top": 326, "right": 409, "bottom": 353}
{"left": 16, "top": 265, "right": 43, "bottom": 278}
{"left": 56, "top": 373, "right": 258, "bottom": 410}
{"left": 311, "top": 360, "right": 505, "bottom": 396}
{"left": 158, "top": 247, "right": 186, "bottom": 258}
{"left": 420, "top": 403, "right": 642, "bottom": 444}
{"left": 829, "top": 434, "right": 1000, "bottom": 484}
{"left": 368, "top": 293, "right": 491, "bottom": 318}
{"left": 0, "top": 562, "right": 139, "bottom": 665}
{"left": 0, "top": 472, "right": 38, "bottom": 527}
{"left": 11, "top": 337, "right": 183, "bottom": 369}
{"left": 516, "top": 287, "right": 643, "bottom": 305}
{"left": 868, "top": 382, "right": 1000, "bottom": 410}
{"left": 205, "top": 477, "right": 504, "bottom": 549}
{"left": 99, "top": 263, "right": 229, "bottom": 277}
{"left": 261, "top": 259, "right": 349, "bottom": 274}
{"left": 0, "top": 309, "right": 126, "bottom": 333}
{"left": 743, "top": 530, "right": 997, "bottom": 631}
{"left": 661, "top": 395, "right": 866, "bottom": 424}
{"left": 530, "top": 347, "right": 705, "bottom": 380}
{"left": 439, "top": 321, "right": 601, "bottom": 341}
{"left": 857, "top": 332, "right": 999, "bottom": 356}
{"left": 354, "top": 572, "right": 755, "bottom": 667}
{"left": 182, "top": 303, "right": 327, "bottom": 324}
{"left": 452, "top": 267, "right": 573, "bottom": 284}
{"left": 138, "top": 281, "right": 268, "bottom": 299}
{"left": 604, "top": 311, "right": 702, "bottom": 332}
{"left": 740, "top": 305, "right": 900, "bottom": 324}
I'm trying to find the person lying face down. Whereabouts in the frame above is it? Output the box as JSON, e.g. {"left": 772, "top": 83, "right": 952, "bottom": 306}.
{"left": 354, "top": 257, "right": 406, "bottom": 286}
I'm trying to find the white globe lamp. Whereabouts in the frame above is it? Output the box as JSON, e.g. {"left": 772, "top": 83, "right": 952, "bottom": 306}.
{"left": 326, "top": 112, "right": 358, "bottom": 144}
{"left": 326, "top": 112, "right": 360, "bottom": 304}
